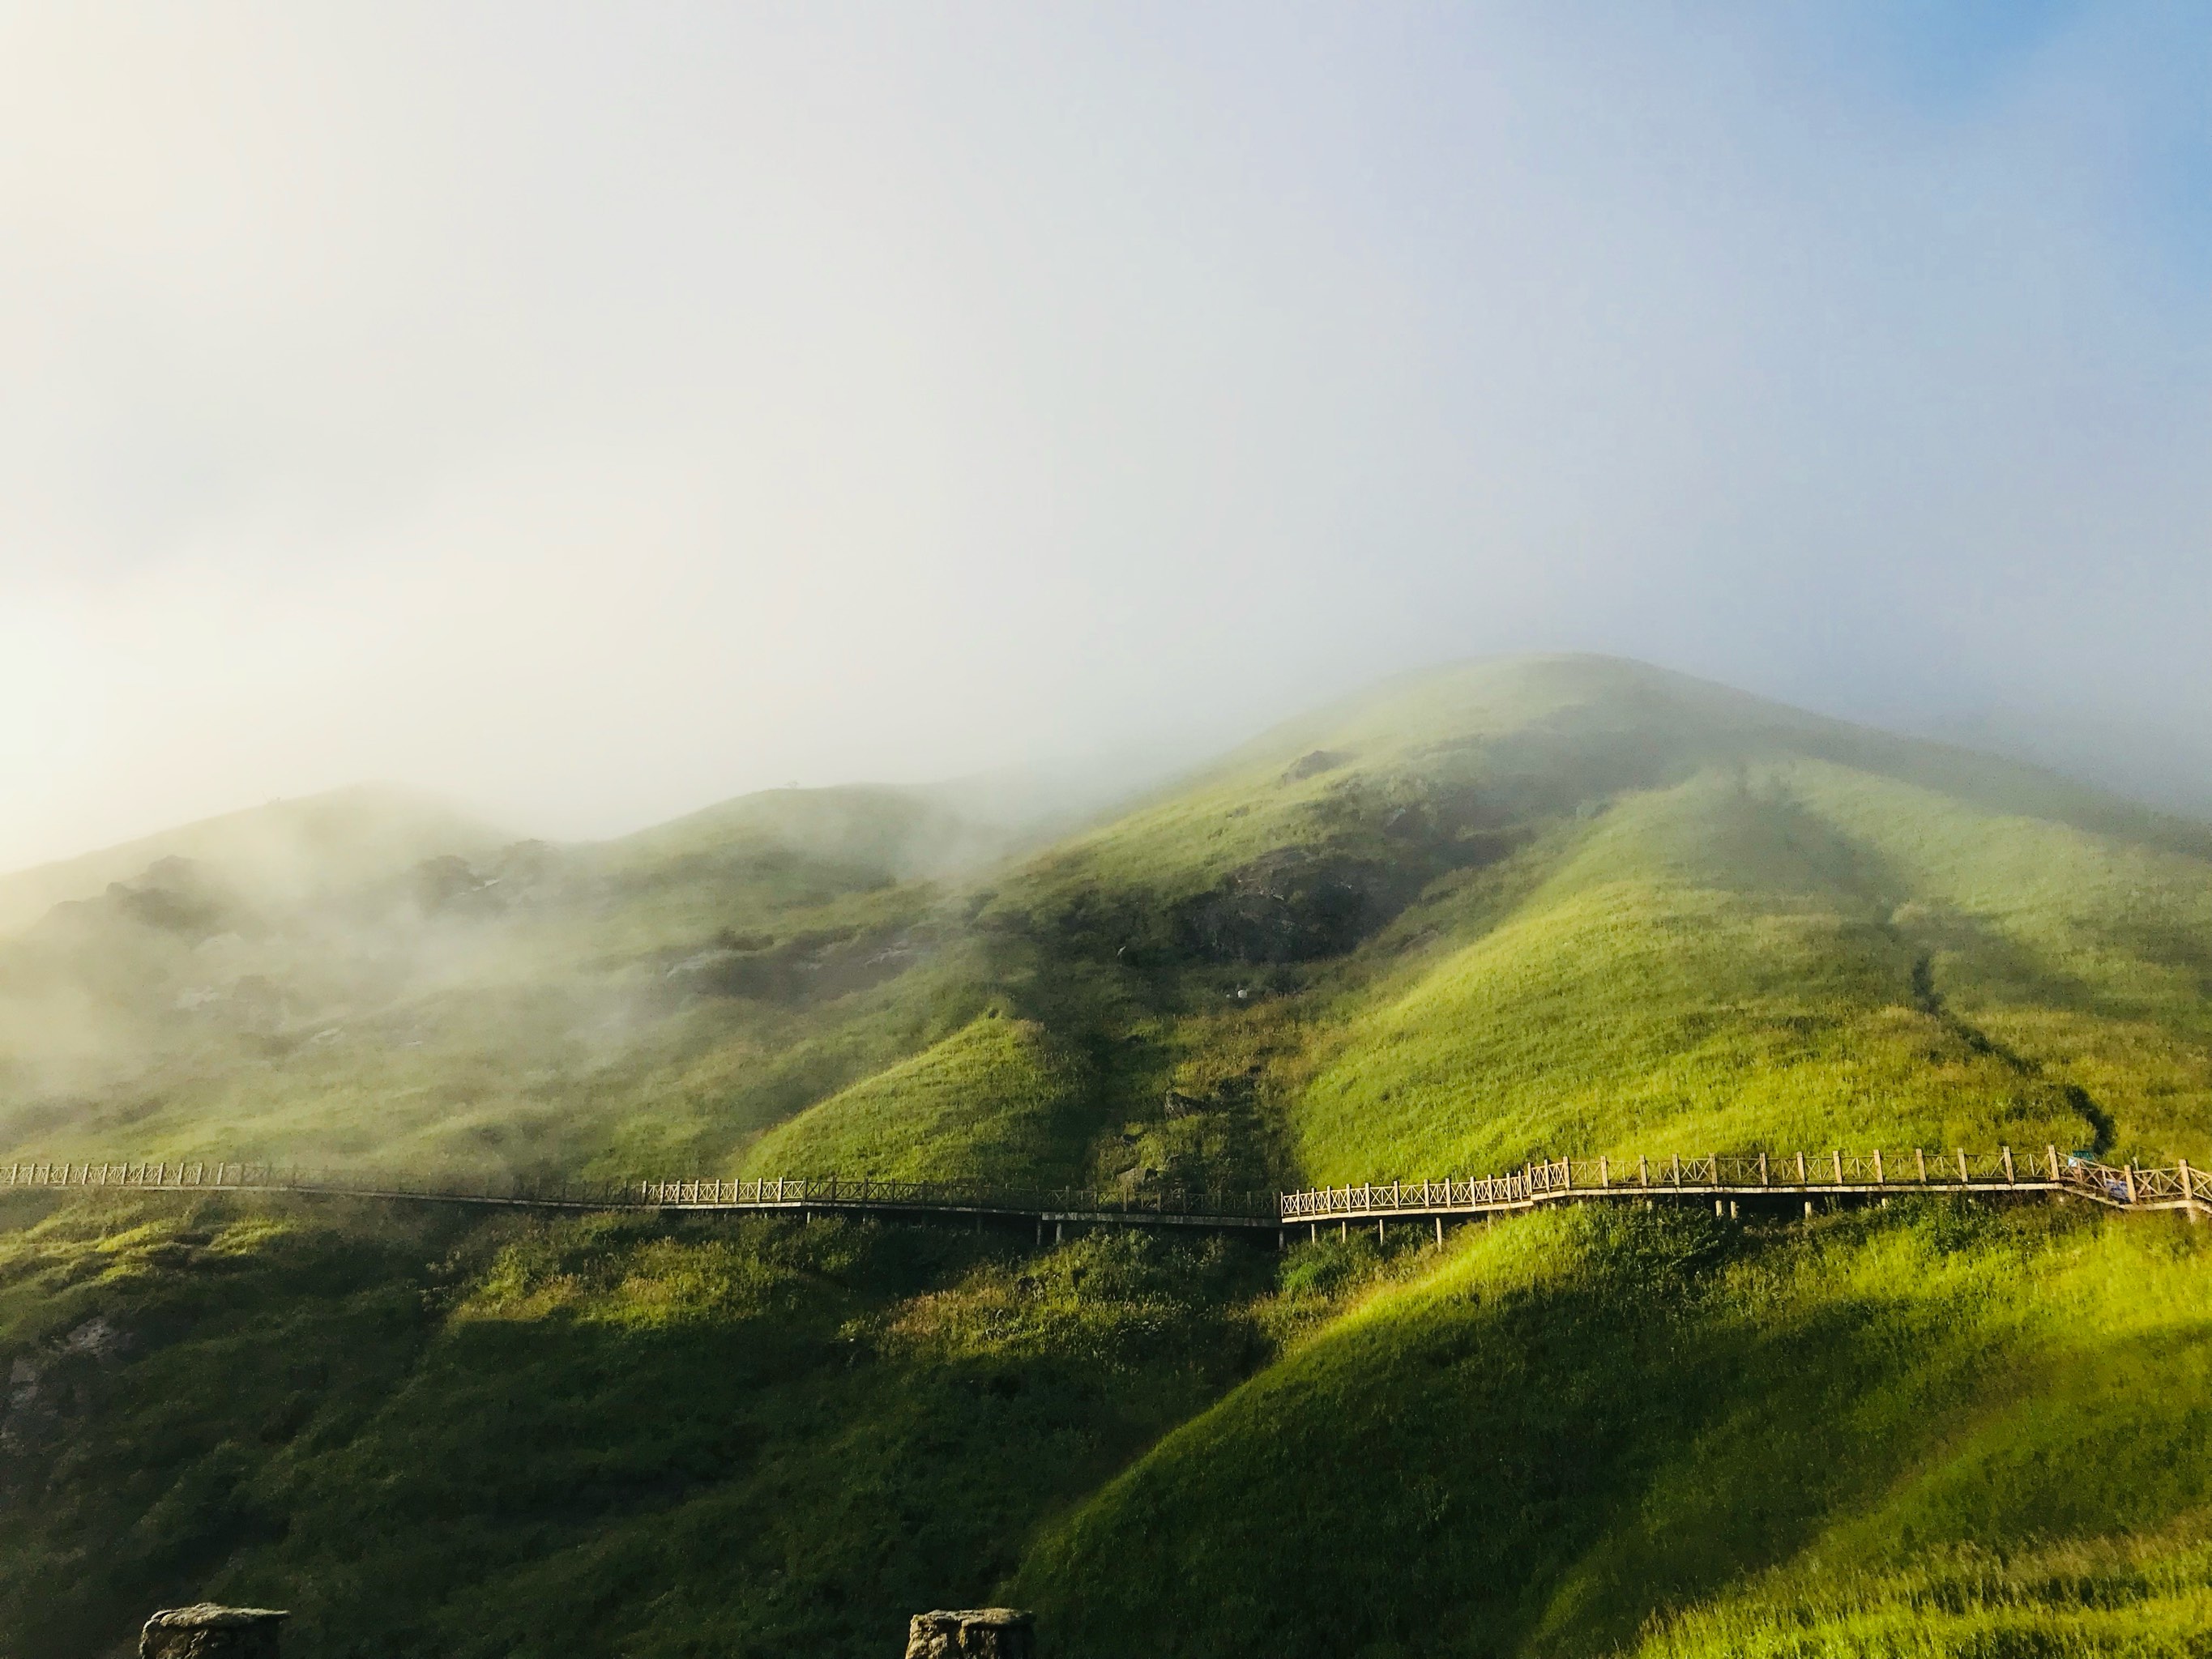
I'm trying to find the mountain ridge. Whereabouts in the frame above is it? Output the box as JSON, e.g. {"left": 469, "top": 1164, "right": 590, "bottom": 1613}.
{"left": 1, "top": 653, "right": 2210, "bottom": 1658}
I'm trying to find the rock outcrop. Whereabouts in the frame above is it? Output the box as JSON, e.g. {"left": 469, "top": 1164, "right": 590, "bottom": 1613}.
{"left": 904, "top": 1607, "right": 1035, "bottom": 1659}
{"left": 139, "top": 1604, "right": 288, "bottom": 1658}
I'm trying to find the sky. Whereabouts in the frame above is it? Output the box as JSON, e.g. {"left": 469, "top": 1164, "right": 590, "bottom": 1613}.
{"left": 1, "top": 2, "right": 2207, "bottom": 868}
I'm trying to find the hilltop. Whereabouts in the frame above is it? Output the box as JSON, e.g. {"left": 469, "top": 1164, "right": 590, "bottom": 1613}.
{"left": 754, "top": 653, "right": 2212, "bottom": 1196}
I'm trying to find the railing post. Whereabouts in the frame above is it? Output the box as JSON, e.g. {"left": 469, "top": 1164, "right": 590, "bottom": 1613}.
{"left": 1916, "top": 1147, "right": 1928, "bottom": 1183}
{"left": 2001, "top": 1146, "right": 2014, "bottom": 1185}
{"left": 1599, "top": 1156, "right": 1610, "bottom": 1188}
{"left": 1957, "top": 1148, "right": 1970, "bottom": 1184}
{"left": 2047, "top": 1145, "right": 2060, "bottom": 1181}
{"left": 1832, "top": 1149, "right": 1843, "bottom": 1185}
{"left": 1873, "top": 1148, "right": 1883, "bottom": 1184}
{"left": 1758, "top": 1153, "right": 1769, "bottom": 1188}
{"left": 1638, "top": 1154, "right": 1649, "bottom": 1188}
{"left": 2178, "top": 1158, "right": 2197, "bottom": 1220}
{"left": 1795, "top": 1151, "right": 1807, "bottom": 1185}
{"left": 2124, "top": 1164, "right": 2138, "bottom": 1204}
{"left": 1672, "top": 1154, "right": 1681, "bottom": 1186}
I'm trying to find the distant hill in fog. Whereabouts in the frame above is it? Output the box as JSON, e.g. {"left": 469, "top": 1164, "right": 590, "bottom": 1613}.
{"left": 0, "top": 785, "right": 512, "bottom": 936}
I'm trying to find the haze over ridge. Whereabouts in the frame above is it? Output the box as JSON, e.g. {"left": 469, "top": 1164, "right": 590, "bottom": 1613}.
{"left": 5, "top": 649, "right": 2201, "bottom": 938}
{"left": 2, "top": 3, "right": 2208, "bottom": 870}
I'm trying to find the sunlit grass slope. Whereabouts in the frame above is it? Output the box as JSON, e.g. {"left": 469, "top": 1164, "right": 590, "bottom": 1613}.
{"left": 959, "top": 656, "right": 2195, "bottom": 1185}
{"left": 739, "top": 1013, "right": 1089, "bottom": 1186}
{"left": 1014, "top": 1203, "right": 2212, "bottom": 1659}
{"left": 1289, "top": 752, "right": 2212, "bottom": 1180}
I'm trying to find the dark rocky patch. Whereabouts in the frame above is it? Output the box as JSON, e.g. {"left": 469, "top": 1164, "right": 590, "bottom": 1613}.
{"left": 1169, "top": 849, "right": 1411, "bottom": 964}
{"left": 666, "top": 925, "right": 925, "bottom": 1004}
{"left": 1282, "top": 749, "right": 1350, "bottom": 783}
{"left": 39, "top": 858, "right": 257, "bottom": 945}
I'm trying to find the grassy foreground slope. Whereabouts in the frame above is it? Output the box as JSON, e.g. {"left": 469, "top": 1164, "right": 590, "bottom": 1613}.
{"left": 1015, "top": 1203, "right": 2212, "bottom": 1659}
{"left": 0, "top": 1191, "right": 1271, "bottom": 1659}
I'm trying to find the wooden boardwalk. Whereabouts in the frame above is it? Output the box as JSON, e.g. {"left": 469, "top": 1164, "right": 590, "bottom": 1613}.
{"left": 0, "top": 1162, "right": 1277, "bottom": 1235}
{"left": 1277, "top": 1146, "right": 2208, "bottom": 1239}
{"left": 4, "top": 1146, "right": 2204, "bottom": 1239}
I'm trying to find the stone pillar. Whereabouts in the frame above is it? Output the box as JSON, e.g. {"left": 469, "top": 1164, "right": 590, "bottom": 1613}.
{"left": 141, "top": 1605, "right": 288, "bottom": 1658}
{"left": 905, "top": 1607, "right": 1035, "bottom": 1659}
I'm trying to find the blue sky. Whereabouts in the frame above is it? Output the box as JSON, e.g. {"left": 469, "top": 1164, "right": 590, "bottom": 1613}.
{"left": 0, "top": 2, "right": 2206, "bottom": 864}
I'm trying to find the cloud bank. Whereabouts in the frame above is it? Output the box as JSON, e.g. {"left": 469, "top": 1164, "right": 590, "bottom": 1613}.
{"left": 2, "top": 2, "right": 2206, "bottom": 867}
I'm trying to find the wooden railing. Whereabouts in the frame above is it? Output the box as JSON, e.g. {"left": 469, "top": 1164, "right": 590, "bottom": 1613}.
{"left": 0, "top": 1161, "right": 1276, "bottom": 1226}
{"left": 626, "top": 1174, "right": 1275, "bottom": 1221}
{"left": 1277, "top": 1147, "right": 2210, "bottom": 1220}
{"left": 5, "top": 1148, "right": 2204, "bottom": 1227}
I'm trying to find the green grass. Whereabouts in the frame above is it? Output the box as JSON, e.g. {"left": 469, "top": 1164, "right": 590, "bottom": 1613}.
{"left": 739, "top": 1013, "right": 1090, "bottom": 1188}
{"left": 0, "top": 1192, "right": 1274, "bottom": 1659}
{"left": 1285, "top": 766, "right": 2204, "bottom": 1180}
{"left": 1012, "top": 1202, "right": 2212, "bottom": 1659}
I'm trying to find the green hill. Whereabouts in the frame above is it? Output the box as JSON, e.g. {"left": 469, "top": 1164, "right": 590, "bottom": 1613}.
{"left": 0, "top": 779, "right": 1006, "bottom": 1176}
{"left": 949, "top": 655, "right": 2211, "bottom": 1201}
{"left": 0, "top": 785, "right": 512, "bottom": 937}
{"left": 2, "top": 655, "right": 2210, "bottom": 1658}
{"left": 1014, "top": 1203, "right": 2212, "bottom": 1659}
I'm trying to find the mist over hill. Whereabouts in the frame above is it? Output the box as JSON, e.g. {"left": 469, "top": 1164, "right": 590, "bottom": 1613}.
{"left": 2, "top": 655, "right": 2209, "bottom": 1659}
{"left": 4, "top": 655, "right": 2207, "bottom": 1183}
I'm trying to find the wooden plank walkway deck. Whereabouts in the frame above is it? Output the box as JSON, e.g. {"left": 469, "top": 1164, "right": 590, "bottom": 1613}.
{"left": 6, "top": 1147, "right": 2205, "bottom": 1237}
{"left": 1277, "top": 1147, "right": 2207, "bottom": 1235}
{"left": 0, "top": 1162, "right": 1279, "bottom": 1233}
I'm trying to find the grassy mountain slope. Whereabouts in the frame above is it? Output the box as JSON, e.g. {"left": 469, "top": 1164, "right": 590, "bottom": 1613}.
{"left": 1291, "top": 758, "right": 2212, "bottom": 1179}
{"left": 0, "top": 1192, "right": 1269, "bottom": 1659}
{"left": 920, "top": 655, "right": 2211, "bottom": 1202}
{"left": 1014, "top": 1203, "right": 2212, "bottom": 1659}
{"left": 740, "top": 1013, "right": 1089, "bottom": 1187}
{"left": 2, "top": 655, "right": 2210, "bottom": 1659}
